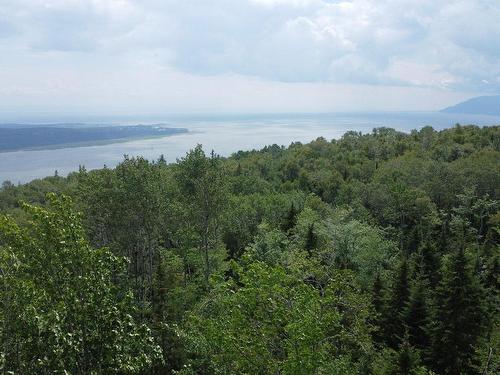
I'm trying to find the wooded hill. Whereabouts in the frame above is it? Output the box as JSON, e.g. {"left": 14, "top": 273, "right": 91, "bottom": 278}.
{"left": 1, "top": 124, "right": 499, "bottom": 374}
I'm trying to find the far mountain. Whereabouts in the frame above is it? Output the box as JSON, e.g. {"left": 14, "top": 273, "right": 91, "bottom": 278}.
{"left": 441, "top": 95, "right": 500, "bottom": 116}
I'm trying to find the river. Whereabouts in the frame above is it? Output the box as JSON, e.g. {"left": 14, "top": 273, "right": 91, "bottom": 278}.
{"left": 1, "top": 111, "right": 499, "bottom": 184}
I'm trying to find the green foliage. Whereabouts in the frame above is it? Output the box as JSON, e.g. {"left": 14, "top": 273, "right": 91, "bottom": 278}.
{"left": 76, "top": 156, "right": 171, "bottom": 312}
{"left": 383, "top": 257, "right": 410, "bottom": 348}
{"left": 294, "top": 201, "right": 397, "bottom": 289}
{"left": 182, "top": 260, "right": 372, "bottom": 374}
{"left": 245, "top": 222, "right": 290, "bottom": 265}
{"left": 372, "top": 339, "right": 432, "bottom": 375}
{"left": 174, "top": 146, "right": 229, "bottom": 287}
{"left": 427, "top": 247, "right": 486, "bottom": 374}
{"left": 0, "top": 125, "right": 498, "bottom": 373}
{"left": 404, "top": 268, "right": 430, "bottom": 351}
{"left": 0, "top": 194, "right": 160, "bottom": 374}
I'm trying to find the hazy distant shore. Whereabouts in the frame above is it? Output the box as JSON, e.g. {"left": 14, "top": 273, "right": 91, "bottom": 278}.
{"left": 0, "top": 125, "right": 188, "bottom": 153}
{"left": 1, "top": 111, "right": 499, "bottom": 184}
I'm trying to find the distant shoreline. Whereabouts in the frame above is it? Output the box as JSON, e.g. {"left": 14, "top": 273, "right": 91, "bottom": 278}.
{"left": 2, "top": 112, "right": 499, "bottom": 185}
{"left": 0, "top": 125, "right": 188, "bottom": 153}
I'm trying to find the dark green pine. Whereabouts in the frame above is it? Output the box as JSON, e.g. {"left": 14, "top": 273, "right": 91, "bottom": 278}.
{"left": 428, "top": 248, "right": 485, "bottom": 374}
{"left": 383, "top": 257, "right": 410, "bottom": 348}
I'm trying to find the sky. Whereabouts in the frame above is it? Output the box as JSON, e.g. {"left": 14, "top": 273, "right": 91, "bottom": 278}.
{"left": 0, "top": 0, "right": 499, "bottom": 116}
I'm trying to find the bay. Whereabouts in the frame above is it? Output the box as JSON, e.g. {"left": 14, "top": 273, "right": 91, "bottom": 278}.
{"left": 1, "top": 111, "right": 499, "bottom": 184}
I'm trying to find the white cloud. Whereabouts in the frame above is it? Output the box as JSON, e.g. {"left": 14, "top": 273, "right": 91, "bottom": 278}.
{"left": 385, "top": 60, "right": 459, "bottom": 89}
{"left": 0, "top": 0, "right": 497, "bottom": 114}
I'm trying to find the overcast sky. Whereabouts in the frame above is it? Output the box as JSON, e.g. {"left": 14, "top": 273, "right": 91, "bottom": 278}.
{"left": 0, "top": 0, "right": 499, "bottom": 116}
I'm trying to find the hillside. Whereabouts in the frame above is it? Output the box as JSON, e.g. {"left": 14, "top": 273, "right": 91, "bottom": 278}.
{"left": 441, "top": 95, "right": 500, "bottom": 116}
{"left": 1, "top": 125, "right": 499, "bottom": 374}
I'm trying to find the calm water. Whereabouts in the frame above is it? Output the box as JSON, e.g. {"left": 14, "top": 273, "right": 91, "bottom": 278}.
{"left": 1, "top": 111, "right": 499, "bottom": 184}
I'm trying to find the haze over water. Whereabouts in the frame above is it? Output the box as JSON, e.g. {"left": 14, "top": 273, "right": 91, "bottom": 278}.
{"left": 2, "top": 111, "right": 500, "bottom": 184}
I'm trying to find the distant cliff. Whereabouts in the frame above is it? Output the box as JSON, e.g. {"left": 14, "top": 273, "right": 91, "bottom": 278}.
{"left": 441, "top": 95, "right": 500, "bottom": 116}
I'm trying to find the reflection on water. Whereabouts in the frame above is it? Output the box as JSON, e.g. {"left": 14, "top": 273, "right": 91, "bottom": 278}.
{"left": 1, "top": 111, "right": 499, "bottom": 184}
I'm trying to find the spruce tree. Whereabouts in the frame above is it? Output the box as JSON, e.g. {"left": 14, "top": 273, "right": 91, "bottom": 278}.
{"left": 282, "top": 203, "right": 298, "bottom": 232}
{"left": 394, "top": 331, "right": 424, "bottom": 375}
{"left": 304, "top": 223, "right": 318, "bottom": 255}
{"left": 428, "top": 247, "right": 485, "bottom": 374}
{"left": 417, "top": 242, "right": 440, "bottom": 288}
{"left": 404, "top": 271, "right": 429, "bottom": 351}
{"left": 383, "top": 258, "right": 410, "bottom": 348}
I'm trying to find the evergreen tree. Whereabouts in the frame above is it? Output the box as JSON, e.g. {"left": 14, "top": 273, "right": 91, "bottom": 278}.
{"left": 373, "top": 332, "right": 429, "bottom": 375}
{"left": 416, "top": 242, "right": 440, "bottom": 288}
{"left": 404, "top": 271, "right": 429, "bottom": 351}
{"left": 282, "top": 202, "right": 298, "bottom": 232}
{"left": 383, "top": 257, "right": 410, "bottom": 348}
{"left": 395, "top": 331, "right": 424, "bottom": 375}
{"left": 428, "top": 247, "right": 485, "bottom": 374}
{"left": 157, "top": 154, "right": 167, "bottom": 165}
{"left": 304, "top": 223, "right": 318, "bottom": 255}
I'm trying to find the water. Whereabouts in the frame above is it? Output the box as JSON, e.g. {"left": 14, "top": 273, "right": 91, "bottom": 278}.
{"left": 1, "top": 111, "right": 499, "bottom": 184}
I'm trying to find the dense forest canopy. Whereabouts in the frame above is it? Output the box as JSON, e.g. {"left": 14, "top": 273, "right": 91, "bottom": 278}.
{"left": 0, "top": 124, "right": 499, "bottom": 374}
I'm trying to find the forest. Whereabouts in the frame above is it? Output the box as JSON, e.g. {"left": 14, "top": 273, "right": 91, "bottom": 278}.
{"left": 0, "top": 124, "right": 498, "bottom": 374}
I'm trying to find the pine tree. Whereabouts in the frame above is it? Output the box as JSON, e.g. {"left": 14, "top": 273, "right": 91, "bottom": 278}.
{"left": 395, "top": 331, "right": 423, "bottom": 375}
{"left": 416, "top": 242, "right": 440, "bottom": 288}
{"left": 157, "top": 154, "right": 167, "bottom": 165}
{"left": 383, "top": 257, "right": 410, "bottom": 348}
{"left": 404, "top": 271, "right": 429, "bottom": 351}
{"left": 428, "top": 247, "right": 485, "bottom": 374}
{"left": 375, "top": 331, "right": 428, "bottom": 375}
{"left": 282, "top": 203, "right": 298, "bottom": 232}
{"left": 304, "top": 223, "right": 318, "bottom": 255}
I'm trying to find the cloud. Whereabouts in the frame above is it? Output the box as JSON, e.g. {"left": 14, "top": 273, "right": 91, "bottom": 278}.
{"left": 0, "top": 0, "right": 497, "bottom": 114}
{"left": 159, "top": 0, "right": 500, "bottom": 90}
{"left": 0, "top": 62, "right": 471, "bottom": 115}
